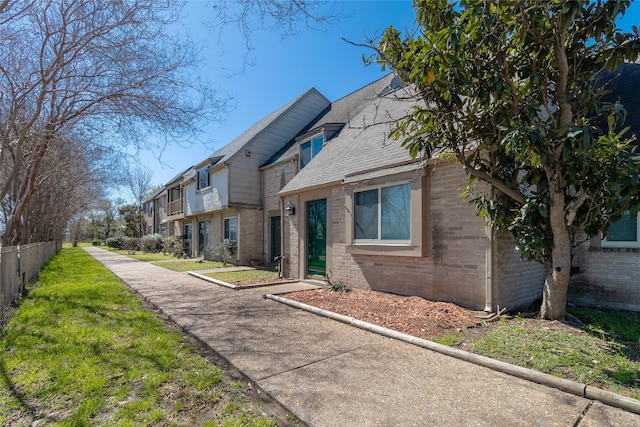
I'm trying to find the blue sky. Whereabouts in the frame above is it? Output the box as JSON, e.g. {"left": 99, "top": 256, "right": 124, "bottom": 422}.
{"left": 137, "top": 0, "right": 640, "bottom": 187}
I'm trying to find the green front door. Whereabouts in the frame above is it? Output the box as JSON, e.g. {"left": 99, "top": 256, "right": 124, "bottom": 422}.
{"left": 306, "top": 199, "right": 326, "bottom": 277}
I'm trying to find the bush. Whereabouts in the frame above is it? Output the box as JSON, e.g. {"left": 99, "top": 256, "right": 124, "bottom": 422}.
{"left": 121, "top": 237, "right": 140, "bottom": 254}
{"left": 205, "top": 239, "right": 236, "bottom": 266}
{"left": 106, "top": 237, "right": 123, "bottom": 249}
{"left": 326, "top": 280, "right": 351, "bottom": 293}
{"left": 162, "top": 235, "right": 185, "bottom": 257}
{"left": 141, "top": 234, "right": 163, "bottom": 253}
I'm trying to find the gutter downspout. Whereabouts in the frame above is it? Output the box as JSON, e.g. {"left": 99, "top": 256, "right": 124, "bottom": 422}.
{"left": 484, "top": 223, "right": 495, "bottom": 313}
{"left": 262, "top": 168, "right": 266, "bottom": 265}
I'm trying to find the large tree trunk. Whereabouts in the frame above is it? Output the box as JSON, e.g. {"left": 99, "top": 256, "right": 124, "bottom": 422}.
{"left": 540, "top": 183, "right": 571, "bottom": 320}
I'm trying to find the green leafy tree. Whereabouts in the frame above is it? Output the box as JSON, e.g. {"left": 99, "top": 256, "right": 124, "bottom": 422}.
{"left": 368, "top": 0, "right": 640, "bottom": 319}
{"left": 118, "top": 204, "right": 141, "bottom": 238}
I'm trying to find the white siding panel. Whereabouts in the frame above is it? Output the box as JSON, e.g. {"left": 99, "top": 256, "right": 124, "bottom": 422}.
{"left": 185, "top": 169, "right": 229, "bottom": 215}
{"left": 184, "top": 182, "right": 196, "bottom": 216}
{"left": 229, "top": 93, "right": 330, "bottom": 205}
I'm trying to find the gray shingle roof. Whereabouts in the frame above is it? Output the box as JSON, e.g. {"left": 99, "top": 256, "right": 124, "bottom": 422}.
{"left": 265, "top": 74, "right": 399, "bottom": 166}
{"left": 210, "top": 88, "right": 329, "bottom": 163}
{"left": 279, "top": 83, "right": 419, "bottom": 194}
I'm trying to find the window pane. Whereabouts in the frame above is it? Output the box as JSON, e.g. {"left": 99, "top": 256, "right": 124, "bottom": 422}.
{"left": 225, "top": 217, "right": 238, "bottom": 241}
{"left": 354, "top": 189, "right": 378, "bottom": 239}
{"left": 312, "top": 136, "right": 323, "bottom": 157}
{"left": 197, "top": 169, "right": 209, "bottom": 189}
{"left": 381, "top": 183, "right": 410, "bottom": 240}
{"left": 607, "top": 211, "right": 638, "bottom": 242}
{"left": 170, "top": 187, "right": 180, "bottom": 201}
{"left": 300, "top": 141, "right": 311, "bottom": 169}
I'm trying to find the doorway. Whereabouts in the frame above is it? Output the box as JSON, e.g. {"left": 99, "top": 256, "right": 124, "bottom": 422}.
{"left": 306, "top": 199, "right": 326, "bottom": 278}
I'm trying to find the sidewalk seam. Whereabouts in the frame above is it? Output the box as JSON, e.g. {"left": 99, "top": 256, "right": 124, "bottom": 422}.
{"left": 256, "top": 343, "right": 380, "bottom": 383}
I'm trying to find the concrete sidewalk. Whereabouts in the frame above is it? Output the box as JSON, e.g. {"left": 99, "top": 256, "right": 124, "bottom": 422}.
{"left": 85, "top": 247, "right": 639, "bottom": 426}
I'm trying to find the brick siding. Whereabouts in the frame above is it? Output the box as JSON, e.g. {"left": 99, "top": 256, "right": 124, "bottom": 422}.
{"left": 282, "top": 161, "right": 544, "bottom": 311}
{"left": 570, "top": 241, "right": 640, "bottom": 311}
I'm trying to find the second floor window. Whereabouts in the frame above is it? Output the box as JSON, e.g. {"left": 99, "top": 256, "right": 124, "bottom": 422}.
{"left": 169, "top": 187, "right": 181, "bottom": 202}
{"left": 197, "top": 168, "right": 210, "bottom": 190}
{"left": 300, "top": 135, "right": 324, "bottom": 169}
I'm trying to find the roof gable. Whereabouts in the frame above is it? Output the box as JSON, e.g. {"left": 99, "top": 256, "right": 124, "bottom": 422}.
{"left": 209, "top": 88, "right": 330, "bottom": 165}
{"left": 279, "top": 82, "right": 418, "bottom": 194}
{"left": 263, "top": 74, "right": 399, "bottom": 167}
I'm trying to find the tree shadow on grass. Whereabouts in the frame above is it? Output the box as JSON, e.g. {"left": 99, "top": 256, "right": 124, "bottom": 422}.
{"left": 0, "top": 357, "right": 62, "bottom": 425}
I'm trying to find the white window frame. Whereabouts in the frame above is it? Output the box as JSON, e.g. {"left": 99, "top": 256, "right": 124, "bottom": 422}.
{"left": 224, "top": 216, "right": 238, "bottom": 242}
{"left": 602, "top": 211, "right": 640, "bottom": 248}
{"left": 352, "top": 181, "right": 411, "bottom": 245}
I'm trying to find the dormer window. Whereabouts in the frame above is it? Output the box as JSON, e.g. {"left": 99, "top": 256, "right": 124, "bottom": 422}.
{"left": 300, "top": 135, "right": 324, "bottom": 169}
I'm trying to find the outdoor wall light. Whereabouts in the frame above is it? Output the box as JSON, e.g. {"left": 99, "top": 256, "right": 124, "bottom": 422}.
{"left": 285, "top": 201, "right": 296, "bottom": 216}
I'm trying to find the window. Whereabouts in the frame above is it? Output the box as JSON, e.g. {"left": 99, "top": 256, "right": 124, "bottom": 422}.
{"left": 354, "top": 183, "right": 410, "bottom": 242}
{"left": 224, "top": 217, "right": 238, "bottom": 242}
{"left": 147, "top": 201, "right": 153, "bottom": 215}
{"left": 183, "top": 224, "right": 192, "bottom": 240}
{"left": 603, "top": 211, "right": 640, "bottom": 247}
{"left": 300, "top": 135, "right": 324, "bottom": 169}
{"left": 197, "top": 167, "right": 210, "bottom": 190}
{"left": 159, "top": 226, "right": 166, "bottom": 237}
{"left": 169, "top": 187, "right": 181, "bottom": 202}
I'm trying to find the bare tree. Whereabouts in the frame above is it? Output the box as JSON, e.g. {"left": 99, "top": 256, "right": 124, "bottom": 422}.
{"left": 0, "top": 0, "right": 226, "bottom": 246}
{"left": 1, "top": 130, "right": 112, "bottom": 244}
{"left": 210, "top": 0, "right": 339, "bottom": 70}
{"left": 124, "top": 163, "right": 154, "bottom": 237}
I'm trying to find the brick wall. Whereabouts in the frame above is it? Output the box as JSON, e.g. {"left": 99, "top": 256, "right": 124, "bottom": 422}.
{"left": 283, "top": 195, "right": 300, "bottom": 278}
{"left": 238, "top": 208, "right": 263, "bottom": 265}
{"left": 569, "top": 242, "right": 640, "bottom": 311}
{"left": 263, "top": 162, "right": 295, "bottom": 264}
{"left": 493, "top": 230, "right": 546, "bottom": 311}
{"left": 330, "top": 162, "right": 489, "bottom": 309}
{"left": 282, "top": 163, "right": 484, "bottom": 309}
{"left": 281, "top": 161, "right": 546, "bottom": 311}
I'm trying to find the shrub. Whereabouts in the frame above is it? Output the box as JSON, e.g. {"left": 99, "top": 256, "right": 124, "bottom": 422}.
{"left": 141, "top": 234, "right": 163, "bottom": 253}
{"left": 106, "top": 237, "right": 123, "bottom": 249}
{"left": 121, "top": 237, "right": 140, "bottom": 254}
{"left": 326, "top": 280, "right": 351, "bottom": 293}
{"left": 162, "top": 235, "right": 184, "bottom": 257}
{"left": 206, "top": 239, "right": 236, "bottom": 266}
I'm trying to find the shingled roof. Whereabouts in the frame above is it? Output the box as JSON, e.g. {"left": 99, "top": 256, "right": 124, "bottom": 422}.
{"left": 263, "top": 74, "right": 400, "bottom": 167}
{"left": 278, "top": 81, "right": 419, "bottom": 195}
{"left": 209, "top": 87, "right": 329, "bottom": 164}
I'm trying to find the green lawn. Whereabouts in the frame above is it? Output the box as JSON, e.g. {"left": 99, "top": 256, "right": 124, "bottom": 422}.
{"left": 103, "top": 248, "right": 226, "bottom": 269}
{"left": 0, "top": 248, "right": 277, "bottom": 426}
{"left": 152, "top": 259, "right": 226, "bottom": 271}
{"left": 470, "top": 310, "right": 640, "bottom": 399}
{"left": 204, "top": 270, "right": 280, "bottom": 283}
{"left": 106, "top": 249, "right": 177, "bottom": 262}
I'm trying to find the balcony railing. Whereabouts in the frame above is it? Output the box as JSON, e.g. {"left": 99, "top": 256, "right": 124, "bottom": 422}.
{"left": 168, "top": 199, "right": 183, "bottom": 216}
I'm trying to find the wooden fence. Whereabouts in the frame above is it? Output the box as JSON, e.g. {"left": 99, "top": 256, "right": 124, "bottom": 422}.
{"left": 0, "top": 241, "right": 60, "bottom": 316}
